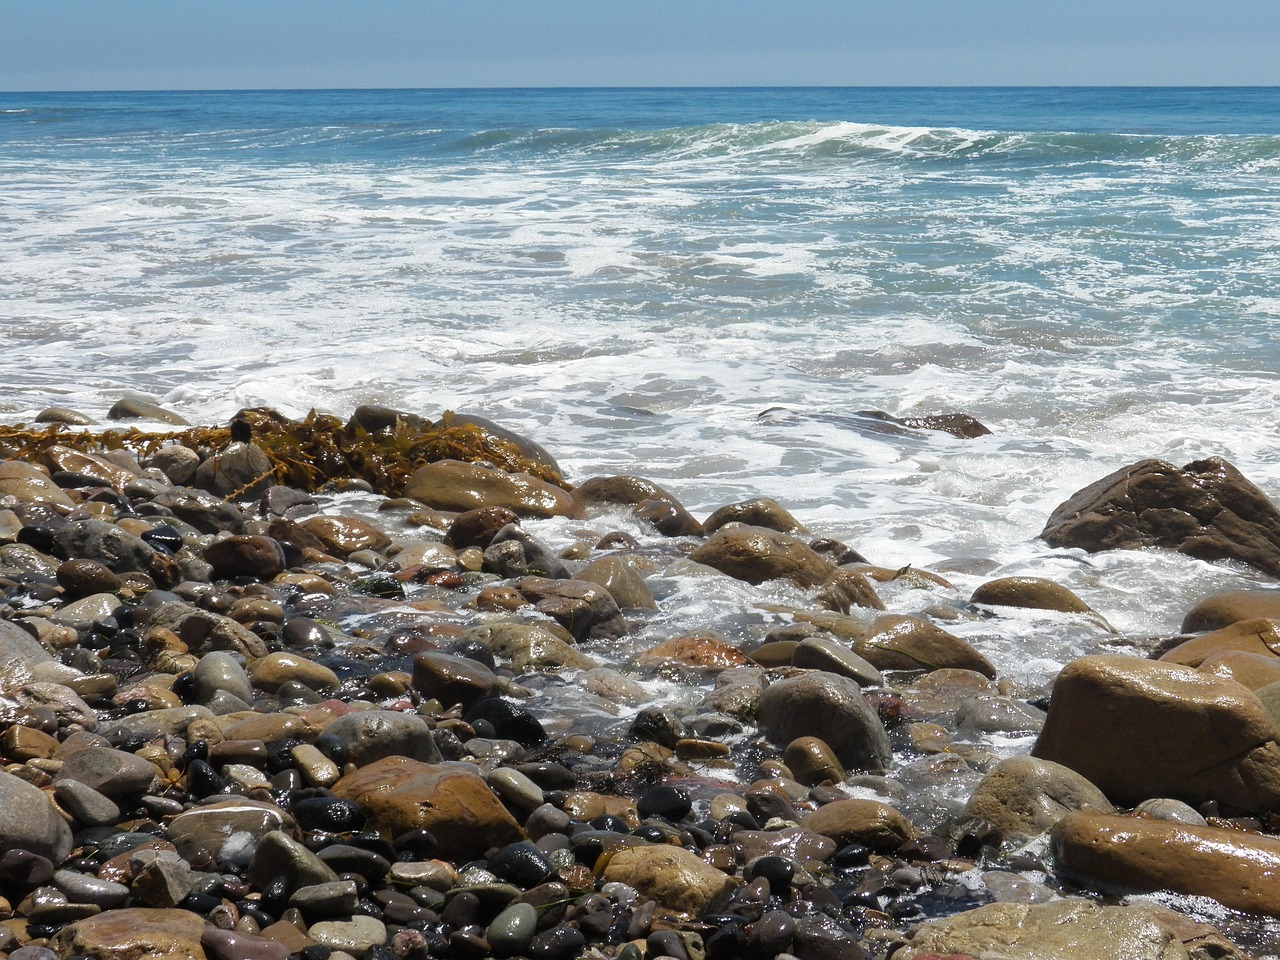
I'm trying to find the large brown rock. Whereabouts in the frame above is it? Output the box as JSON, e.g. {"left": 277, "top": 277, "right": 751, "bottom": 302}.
{"left": 515, "top": 576, "right": 626, "bottom": 641}
{"left": 1181, "top": 591, "right": 1280, "bottom": 632}
{"left": 332, "top": 757, "right": 522, "bottom": 861}
{"left": 1160, "top": 617, "right": 1280, "bottom": 666}
{"left": 296, "top": 515, "right": 392, "bottom": 558}
{"left": 1052, "top": 811, "right": 1280, "bottom": 918}
{"left": 0, "top": 460, "right": 76, "bottom": 506}
{"left": 854, "top": 614, "right": 996, "bottom": 677}
{"left": 599, "top": 844, "right": 738, "bottom": 920}
{"left": 1041, "top": 457, "right": 1280, "bottom": 577}
{"left": 895, "top": 899, "right": 1230, "bottom": 960}
{"left": 970, "top": 576, "right": 1093, "bottom": 614}
{"left": 572, "top": 475, "right": 681, "bottom": 508}
{"left": 51, "top": 907, "right": 206, "bottom": 960}
{"left": 702, "top": 497, "right": 806, "bottom": 535}
{"left": 404, "top": 459, "right": 577, "bottom": 518}
{"left": 689, "top": 526, "right": 836, "bottom": 588}
{"left": 1031, "top": 654, "right": 1280, "bottom": 810}
{"left": 756, "top": 671, "right": 892, "bottom": 772}
{"left": 960, "top": 756, "right": 1114, "bottom": 844}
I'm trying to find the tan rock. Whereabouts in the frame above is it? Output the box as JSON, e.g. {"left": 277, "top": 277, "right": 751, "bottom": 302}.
{"left": 960, "top": 756, "right": 1114, "bottom": 844}
{"left": 1198, "top": 650, "right": 1280, "bottom": 690}
{"left": 412, "top": 651, "right": 503, "bottom": 710}
{"left": 563, "top": 791, "right": 640, "bottom": 828}
{"left": 971, "top": 576, "right": 1092, "bottom": 614}
{"left": 575, "top": 554, "right": 658, "bottom": 610}
{"left": 296, "top": 515, "right": 392, "bottom": 558}
{"left": 404, "top": 459, "right": 577, "bottom": 518}
{"left": 332, "top": 757, "right": 523, "bottom": 861}
{"left": 688, "top": 525, "right": 836, "bottom": 588}
{"left": 896, "top": 899, "right": 1208, "bottom": 960}
{"left": 51, "top": 907, "right": 206, "bottom": 960}
{"left": 247, "top": 651, "right": 340, "bottom": 694}
{"left": 855, "top": 614, "right": 996, "bottom": 677}
{"left": 572, "top": 475, "right": 681, "bottom": 509}
{"left": 1160, "top": 617, "right": 1280, "bottom": 666}
{"left": 600, "top": 844, "right": 738, "bottom": 919}
{"left": 815, "top": 568, "right": 885, "bottom": 613}
{"left": 463, "top": 623, "right": 597, "bottom": 672}
{"left": 631, "top": 635, "right": 755, "bottom": 674}
{"left": 0, "top": 460, "right": 75, "bottom": 506}
{"left": 1052, "top": 811, "right": 1280, "bottom": 918}
{"left": 39, "top": 444, "right": 137, "bottom": 491}
{"left": 783, "top": 737, "right": 846, "bottom": 786}
{"left": 799, "top": 798, "right": 918, "bottom": 851}
{"left": 1032, "top": 654, "right": 1280, "bottom": 810}
{"left": 166, "top": 798, "right": 297, "bottom": 866}
{"left": 702, "top": 497, "right": 806, "bottom": 535}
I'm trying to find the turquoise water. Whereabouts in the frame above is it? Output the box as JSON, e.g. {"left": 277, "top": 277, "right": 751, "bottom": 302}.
{"left": 2, "top": 88, "right": 1279, "bottom": 641}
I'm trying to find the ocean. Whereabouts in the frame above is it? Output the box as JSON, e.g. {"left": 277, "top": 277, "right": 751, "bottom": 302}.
{"left": 3, "top": 86, "right": 1280, "bottom": 673}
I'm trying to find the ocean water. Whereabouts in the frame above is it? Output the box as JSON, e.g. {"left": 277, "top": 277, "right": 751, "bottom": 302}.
{"left": 3, "top": 86, "right": 1280, "bottom": 650}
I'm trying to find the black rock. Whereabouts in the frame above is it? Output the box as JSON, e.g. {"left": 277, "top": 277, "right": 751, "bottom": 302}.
{"left": 636, "top": 785, "right": 692, "bottom": 822}
{"left": 488, "top": 841, "right": 554, "bottom": 888}
{"left": 528, "top": 925, "right": 587, "bottom": 960}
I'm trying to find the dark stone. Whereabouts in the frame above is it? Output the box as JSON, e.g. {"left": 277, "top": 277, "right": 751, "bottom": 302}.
{"left": 1041, "top": 456, "right": 1280, "bottom": 577}
{"left": 464, "top": 698, "right": 546, "bottom": 746}
{"left": 445, "top": 507, "right": 520, "bottom": 551}
{"left": 293, "top": 798, "right": 366, "bottom": 834}
{"left": 527, "top": 924, "right": 587, "bottom": 960}
{"left": 488, "top": 841, "right": 554, "bottom": 888}
{"left": 486, "top": 525, "right": 570, "bottom": 580}
{"left": 636, "top": 786, "right": 692, "bottom": 822}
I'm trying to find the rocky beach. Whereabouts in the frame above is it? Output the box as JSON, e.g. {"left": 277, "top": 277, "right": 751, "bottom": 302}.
{"left": 2, "top": 404, "right": 1280, "bottom": 960}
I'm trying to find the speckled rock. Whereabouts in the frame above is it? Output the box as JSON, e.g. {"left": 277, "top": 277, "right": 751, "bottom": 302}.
{"left": 800, "top": 798, "right": 918, "bottom": 851}
{"left": 51, "top": 907, "right": 206, "bottom": 960}
{"left": 600, "top": 844, "right": 739, "bottom": 920}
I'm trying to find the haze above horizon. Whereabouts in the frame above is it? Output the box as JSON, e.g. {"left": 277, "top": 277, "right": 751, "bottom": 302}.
{"left": 4, "top": 1, "right": 1280, "bottom": 92}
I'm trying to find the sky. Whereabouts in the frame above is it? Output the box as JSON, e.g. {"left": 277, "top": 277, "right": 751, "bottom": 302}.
{"left": 4, "top": 1, "right": 1279, "bottom": 91}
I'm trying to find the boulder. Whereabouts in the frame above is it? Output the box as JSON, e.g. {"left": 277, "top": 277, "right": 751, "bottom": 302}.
{"left": 815, "top": 568, "right": 885, "bottom": 612}
{"left": 1041, "top": 457, "right": 1280, "bottom": 577}
{"left": 166, "top": 798, "right": 298, "bottom": 866}
{"left": 1181, "top": 591, "right": 1280, "bottom": 632}
{"left": 854, "top": 614, "right": 996, "bottom": 678}
{"left": 1031, "top": 654, "right": 1280, "bottom": 810}
{"left": 599, "top": 844, "right": 738, "bottom": 920}
{"left": 413, "top": 651, "right": 505, "bottom": 710}
{"left": 246, "top": 651, "right": 340, "bottom": 694}
{"left": 1052, "top": 811, "right": 1280, "bottom": 918}
{"left": 0, "top": 460, "right": 76, "bottom": 506}
{"left": 1198, "top": 650, "right": 1280, "bottom": 690}
{"left": 960, "top": 756, "right": 1114, "bottom": 844}
{"left": 435, "top": 411, "right": 563, "bottom": 478}
{"left": 443, "top": 506, "right": 520, "bottom": 550}
{"left": 703, "top": 497, "right": 806, "bottom": 535}
{"left": 633, "top": 497, "right": 705, "bottom": 537}
{"left": 404, "top": 459, "right": 577, "bottom": 518}
{"left": 320, "top": 710, "right": 441, "bottom": 766}
{"left": 0, "top": 769, "right": 74, "bottom": 862}
{"left": 51, "top": 907, "right": 206, "bottom": 960}
{"left": 147, "top": 601, "right": 268, "bottom": 659}
{"left": 689, "top": 526, "right": 836, "bottom": 588}
{"left": 895, "top": 899, "right": 1229, "bottom": 960}
{"left": 515, "top": 576, "right": 626, "bottom": 641}
{"left": 194, "top": 442, "right": 274, "bottom": 500}
{"left": 575, "top": 554, "right": 658, "bottom": 610}
{"left": 296, "top": 515, "right": 392, "bottom": 558}
{"left": 792, "top": 636, "right": 883, "bottom": 687}
{"left": 799, "top": 798, "right": 917, "bottom": 851}
{"left": 203, "top": 535, "right": 287, "bottom": 580}
{"left": 756, "top": 671, "right": 892, "bottom": 773}
{"left": 40, "top": 444, "right": 138, "bottom": 491}
{"left": 52, "top": 519, "right": 156, "bottom": 574}
{"left": 1159, "top": 617, "right": 1280, "bottom": 666}
{"left": 332, "top": 757, "right": 522, "bottom": 861}
{"left": 970, "top": 576, "right": 1093, "bottom": 614}
{"left": 463, "top": 623, "right": 597, "bottom": 673}
{"left": 572, "top": 475, "right": 682, "bottom": 509}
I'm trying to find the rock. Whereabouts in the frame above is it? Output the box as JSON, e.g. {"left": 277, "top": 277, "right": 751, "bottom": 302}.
{"left": 515, "top": 576, "right": 626, "bottom": 641}
{"left": 296, "top": 515, "right": 391, "bottom": 557}
{"left": 435, "top": 411, "right": 563, "bottom": 478}
{"left": 1159, "top": 617, "right": 1280, "bottom": 666}
{"left": 1041, "top": 456, "right": 1280, "bottom": 577}
{"left": 633, "top": 497, "right": 704, "bottom": 537}
{"left": 108, "top": 396, "right": 189, "bottom": 424}
{"left": 51, "top": 907, "right": 206, "bottom": 960}
{"left": 955, "top": 694, "right": 1047, "bottom": 734}
{"left": 54, "top": 778, "right": 122, "bottom": 827}
{"left": 247, "top": 830, "right": 340, "bottom": 889}
{"left": 970, "top": 576, "right": 1093, "bottom": 614}
{"left": 1052, "top": 811, "right": 1280, "bottom": 918}
{"left": 853, "top": 615, "right": 996, "bottom": 677}
{"left": 307, "top": 916, "right": 387, "bottom": 958}
{"left": 56, "top": 558, "right": 122, "bottom": 599}
{"left": 147, "top": 444, "right": 200, "bottom": 485}
{"left": 487, "top": 901, "right": 539, "bottom": 957}
{"left": 572, "top": 475, "right": 682, "bottom": 509}
{"left": 800, "top": 798, "right": 918, "bottom": 851}
{"left": 193, "top": 442, "right": 274, "bottom": 499}
{"left": 783, "top": 737, "right": 846, "bottom": 786}
{"left": 1181, "top": 591, "right": 1280, "bottom": 632}
{"left": 1199, "top": 650, "right": 1280, "bottom": 690}
{"left": 9, "top": 680, "right": 98, "bottom": 729}
{"left": 413, "top": 651, "right": 504, "bottom": 710}
{"left": 895, "top": 899, "right": 1209, "bottom": 960}
{"left": 815, "top": 568, "right": 885, "bottom": 613}
{"left": 349, "top": 403, "right": 427, "bottom": 434}
{"left": 792, "top": 636, "right": 883, "bottom": 686}
{"left": 756, "top": 671, "right": 892, "bottom": 773}
{"left": 51, "top": 590, "right": 124, "bottom": 626}
{"left": 600, "top": 844, "right": 738, "bottom": 919}
{"left": 246, "top": 651, "right": 340, "bottom": 694}
{"left": 960, "top": 756, "right": 1114, "bottom": 844}
{"left": 54, "top": 745, "right": 159, "bottom": 799}
{"left": 194, "top": 650, "right": 255, "bottom": 705}
{"left": 52, "top": 519, "right": 156, "bottom": 574}
{"left": 40, "top": 444, "right": 137, "bottom": 491}
{"left": 35, "top": 405, "right": 96, "bottom": 425}
{"left": 703, "top": 497, "right": 806, "bottom": 535}
{"left": 1031, "top": 654, "right": 1280, "bottom": 810}
{"left": 0, "top": 460, "right": 76, "bottom": 506}
{"left": 320, "top": 710, "right": 442, "bottom": 766}
{"left": 332, "top": 757, "right": 523, "bottom": 861}
{"left": 464, "top": 623, "right": 598, "bottom": 673}
{"left": 404, "top": 459, "right": 577, "bottom": 518}
{"left": 166, "top": 798, "right": 297, "bottom": 866}
{"left": 689, "top": 526, "right": 836, "bottom": 588}
{"left": 575, "top": 554, "right": 658, "bottom": 610}
{"left": 443, "top": 505, "right": 520, "bottom": 550}
{"left": 131, "top": 856, "right": 193, "bottom": 908}
{"left": 632, "top": 635, "right": 756, "bottom": 673}
{"left": 147, "top": 601, "right": 268, "bottom": 659}
{"left": 203, "top": 535, "right": 286, "bottom": 579}
{"left": 485, "top": 523, "right": 571, "bottom": 579}
{"left": 0, "top": 770, "right": 74, "bottom": 862}
{"left": 201, "top": 928, "right": 291, "bottom": 960}
{"left": 151, "top": 487, "right": 247, "bottom": 534}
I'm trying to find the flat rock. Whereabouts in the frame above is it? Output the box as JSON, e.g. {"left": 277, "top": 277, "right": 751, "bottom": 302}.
{"left": 799, "top": 798, "right": 918, "bottom": 851}
{"left": 600, "top": 844, "right": 739, "bottom": 920}
{"left": 51, "top": 907, "right": 206, "bottom": 960}
{"left": 0, "top": 460, "right": 76, "bottom": 506}
{"left": 166, "top": 798, "right": 298, "bottom": 866}
{"left": 853, "top": 614, "right": 996, "bottom": 677}
{"left": 307, "top": 915, "right": 388, "bottom": 958}
{"left": 1032, "top": 654, "right": 1280, "bottom": 810}
{"left": 1041, "top": 456, "right": 1280, "bottom": 577}
{"left": 1052, "top": 811, "right": 1280, "bottom": 918}
{"left": 54, "top": 745, "right": 159, "bottom": 799}
{"left": 757, "top": 671, "right": 892, "bottom": 773}
{"left": 896, "top": 899, "right": 1211, "bottom": 960}
{"left": 332, "top": 757, "right": 523, "bottom": 861}
{"left": 792, "top": 636, "right": 883, "bottom": 686}
{"left": 40, "top": 444, "right": 138, "bottom": 491}
{"left": 0, "top": 769, "right": 74, "bottom": 862}
{"left": 404, "top": 459, "right": 577, "bottom": 518}
{"left": 960, "top": 755, "right": 1114, "bottom": 844}
{"left": 689, "top": 525, "right": 836, "bottom": 588}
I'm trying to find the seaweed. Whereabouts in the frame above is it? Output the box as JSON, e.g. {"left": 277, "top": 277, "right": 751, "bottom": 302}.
{"left": 0, "top": 408, "right": 567, "bottom": 497}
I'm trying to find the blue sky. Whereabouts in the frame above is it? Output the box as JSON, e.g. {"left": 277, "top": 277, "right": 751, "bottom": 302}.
{"left": 5, "top": 1, "right": 1279, "bottom": 90}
